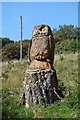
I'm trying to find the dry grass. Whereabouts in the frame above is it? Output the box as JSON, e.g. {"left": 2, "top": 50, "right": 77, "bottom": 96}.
{"left": 54, "top": 52, "right": 78, "bottom": 88}
{"left": 2, "top": 52, "right": 78, "bottom": 90}
{"left": 2, "top": 60, "right": 28, "bottom": 88}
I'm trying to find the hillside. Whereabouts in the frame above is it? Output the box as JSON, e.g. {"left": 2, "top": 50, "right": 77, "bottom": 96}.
{"left": 2, "top": 52, "right": 79, "bottom": 118}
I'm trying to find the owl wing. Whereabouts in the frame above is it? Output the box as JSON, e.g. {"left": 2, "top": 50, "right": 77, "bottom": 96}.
{"left": 48, "top": 35, "right": 55, "bottom": 64}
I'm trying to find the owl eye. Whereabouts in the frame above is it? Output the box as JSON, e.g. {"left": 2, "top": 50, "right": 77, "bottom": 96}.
{"left": 42, "top": 28, "right": 45, "bottom": 32}
{"left": 39, "top": 25, "right": 45, "bottom": 31}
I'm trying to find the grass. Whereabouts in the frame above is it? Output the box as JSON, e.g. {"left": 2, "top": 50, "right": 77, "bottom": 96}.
{"left": 2, "top": 52, "right": 79, "bottom": 119}
{"left": 2, "top": 60, "right": 28, "bottom": 88}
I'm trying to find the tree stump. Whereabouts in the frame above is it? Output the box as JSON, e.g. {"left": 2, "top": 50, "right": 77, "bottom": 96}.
{"left": 21, "top": 24, "right": 59, "bottom": 107}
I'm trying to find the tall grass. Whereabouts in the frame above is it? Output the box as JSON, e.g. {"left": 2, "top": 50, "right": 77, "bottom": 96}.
{"left": 2, "top": 60, "right": 28, "bottom": 88}
{"left": 2, "top": 52, "right": 79, "bottom": 118}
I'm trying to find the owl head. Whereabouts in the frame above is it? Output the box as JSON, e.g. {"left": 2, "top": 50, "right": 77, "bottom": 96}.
{"left": 32, "top": 24, "right": 52, "bottom": 37}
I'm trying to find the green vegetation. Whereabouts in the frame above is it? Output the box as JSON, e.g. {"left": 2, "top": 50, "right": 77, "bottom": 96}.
{"left": 2, "top": 53, "right": 79, "bottom": 119}
{"left": 53, "top": 25, "right": 79, "bottom": 54}
{"left": 0, "top": 37, "right": 14, "bottom": 49}
{"left": 53, "top": 25, "right": 80, "bottom": 40}
{"left": 1, "top": 24, "right": 79, "bottom": 119}
{"left": 55, "top": 38, "right": 78, "bottom": 54}
{"left": 2, "top": 40, "right": 30, "bottom": 61}
{"left": 2, "top": 60, "right": 28, "bottom": 88}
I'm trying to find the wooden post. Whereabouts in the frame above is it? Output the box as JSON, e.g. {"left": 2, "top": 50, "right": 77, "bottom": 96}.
{"left": 20, "top": 16, "right": 22, "bottom": 62}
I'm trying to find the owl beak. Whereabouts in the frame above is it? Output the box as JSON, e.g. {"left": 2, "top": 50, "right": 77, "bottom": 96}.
{"left": 37, "top": 30, "right": 40, "bottom": 34}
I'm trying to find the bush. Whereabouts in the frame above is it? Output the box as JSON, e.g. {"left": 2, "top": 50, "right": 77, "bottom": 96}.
{"left": 55, "top": 38, "right": 78, "bottom": 54}
{"left": 0, "top": 37, "right": 14, "bottom": 48}
{"left": 2, "top": 41, "right": 30, "bottom": 61}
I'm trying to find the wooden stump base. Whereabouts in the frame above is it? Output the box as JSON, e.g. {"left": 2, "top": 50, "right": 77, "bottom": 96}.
{"left": 21, "top": 68, "right": 58, "bottom": 107}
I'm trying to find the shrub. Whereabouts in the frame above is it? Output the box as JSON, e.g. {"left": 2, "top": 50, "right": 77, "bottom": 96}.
{"left": 0, "top": 37, "right": 14, "bottom": 48}
{"left": 2, "top": 41, "right": 30, "bottom": 61}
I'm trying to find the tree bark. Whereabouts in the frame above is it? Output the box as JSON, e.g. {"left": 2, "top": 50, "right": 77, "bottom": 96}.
{"left": 21, "top": 68, "right": 58, "bottom": 107}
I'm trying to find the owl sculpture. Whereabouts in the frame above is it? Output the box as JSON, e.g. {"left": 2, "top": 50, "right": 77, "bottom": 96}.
{"left": 29, "top": 24, "right": 55, "bottom": 69}
{"left": 20, "top": 25, "right": 59, "bottom": 107}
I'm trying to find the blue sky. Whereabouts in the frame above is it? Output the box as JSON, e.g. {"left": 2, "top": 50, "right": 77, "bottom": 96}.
{"left": 1, "top": 2, "right": 78, "bottom": 41}
{"left": 0, "top": 2, "right": 2, "bottom": 37}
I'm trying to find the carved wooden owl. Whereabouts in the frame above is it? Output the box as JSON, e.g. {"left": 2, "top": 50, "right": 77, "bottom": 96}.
{"left": 29, "top": 24, "right": 55, "bottom": 64}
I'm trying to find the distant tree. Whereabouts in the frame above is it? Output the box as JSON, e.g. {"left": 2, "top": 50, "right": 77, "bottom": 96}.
{"left": 2, "top": 40, "right": 30, "bottom": 61}
{"left": 52, "top": 24, "right": 79, "bottom": 54}
{"left": 1, "top": 38, "right": 14, "bottom": 48}
{"left": 53, "top": 25, "right": 80, "bottom": 41}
